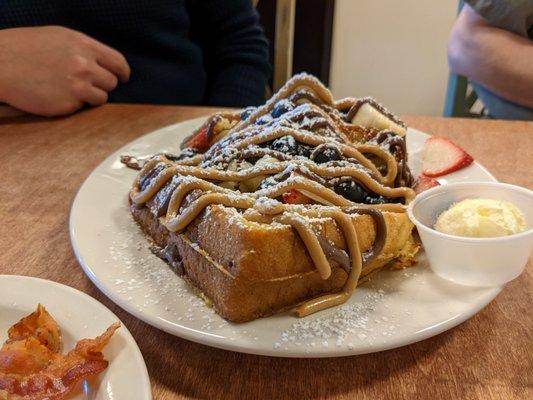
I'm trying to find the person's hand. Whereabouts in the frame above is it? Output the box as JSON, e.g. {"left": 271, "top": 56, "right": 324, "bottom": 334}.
{"left": 0, "top": 26, "right": 130, "bottom": 117}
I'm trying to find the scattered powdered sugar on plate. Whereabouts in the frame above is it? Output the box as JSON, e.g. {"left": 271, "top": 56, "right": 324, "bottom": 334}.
{"left": 104, "top": 214, "right": 411, "bottom": 348}
{"left": 105, "top": 217, "right": 230, "bottom": 331}
{"left": 73, "top": 119, "right": 500, "bottom": 356}
{"left": 273, "top": 289, "right": 398, "bottom": 350}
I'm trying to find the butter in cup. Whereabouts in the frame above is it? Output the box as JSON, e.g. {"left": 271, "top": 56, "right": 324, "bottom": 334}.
{"left": 434, "top": 198, "right": 527, "bottom": 238}
{"left": 407, "top": 182, "right": 533, "bottom": 287}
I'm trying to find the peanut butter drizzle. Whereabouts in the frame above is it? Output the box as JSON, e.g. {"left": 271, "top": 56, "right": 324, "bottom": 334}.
{"left": 139, "top": 175, "right": 368, "bottom": 314}
{"left": 131, "top": 156, "right": 409, "bottom": 316}
{"left": 274, "top": 213, "right": 332, "bottom": 280}
{"left": 295, "top": 210, "right": 362, "bottom": 317}
{"left": 207, "top": 123, "right": 397, "bottom": 187}
{"left": 178, "top": 154, "right": 203, "bottom": 166}
{"left": 201, "top": 98, "right": 402, "bottom": 187}
{"left": 232, "top": 126, "right": 396, "bottom": 185}
{"left": 226, "top": 73, "right": 406, "bottom": 151}
{"left": 131, "top": 155, "right": 414, "bottom": 208}
{"left": 166, "top": 192, "right": 255, "bottom": 232}
{"left": 229, "top": 74, "right": 335, "bottom": 133}
{"left": 243, "top": 205, "right": 364, "bottom": 316}
{"left": 129, "top": 74, "right": 415, "bottom": 316}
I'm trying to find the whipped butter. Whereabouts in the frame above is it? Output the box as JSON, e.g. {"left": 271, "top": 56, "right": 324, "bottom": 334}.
{"left": 435, "top": 198, "right": 527, "bottom": 238}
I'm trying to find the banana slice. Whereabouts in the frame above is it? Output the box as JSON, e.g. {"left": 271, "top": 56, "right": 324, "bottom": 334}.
{"left": 348, "top": 98, "right": 407, "bottom": 136}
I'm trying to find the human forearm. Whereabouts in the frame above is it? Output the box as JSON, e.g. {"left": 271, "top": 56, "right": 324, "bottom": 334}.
{"left": 448, "top": 5, "right": 533, "bottom": 108}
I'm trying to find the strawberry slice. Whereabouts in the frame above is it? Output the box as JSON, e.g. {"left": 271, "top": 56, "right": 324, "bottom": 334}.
{"left": 414, "top": 175, "right": 440, "bottom": 194}
{"left": 282, "top": 189, "right": 311, "bottom": 204}
{"left": 421, "top": 136, "right": 474, "bottom": 177}
{"left": 185, "top": 124, "right": 210, "bottom": 152}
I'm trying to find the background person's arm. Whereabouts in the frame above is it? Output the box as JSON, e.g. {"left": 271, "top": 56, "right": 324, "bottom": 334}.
{"left": 448, "top": 4, "right": 533, "bottom": 108}
{"left": 0, "top": 26, "right": 130, "bottom": 117}
{"left": 186, "top": 0, "right": 271, "bottom": 107}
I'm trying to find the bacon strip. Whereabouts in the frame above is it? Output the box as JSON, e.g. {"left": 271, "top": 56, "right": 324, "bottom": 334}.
{"left": 7, "top": 304, "right": 61, "bottom": 353}
{"left": 0, "top": 305, "right": 120, "bottom": 400}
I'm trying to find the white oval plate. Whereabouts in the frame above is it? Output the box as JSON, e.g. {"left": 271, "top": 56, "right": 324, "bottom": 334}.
{"left": 70, "top": 118, "right": 501, "bottom": 357}
{"left": 0, "top": 275, "right": 152, "bottom": 399}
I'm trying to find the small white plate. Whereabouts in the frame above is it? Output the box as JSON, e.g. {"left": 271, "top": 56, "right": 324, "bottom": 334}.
{"left": 0, "top": 275, "right": 152, "bottom": 399}
{"left": 70, "top": 118, "right": 502, "bottom": 357}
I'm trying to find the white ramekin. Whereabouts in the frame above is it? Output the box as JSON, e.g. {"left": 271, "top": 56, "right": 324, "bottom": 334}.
{"left": 407, "top": 182, "right": 533, "bottom": 287}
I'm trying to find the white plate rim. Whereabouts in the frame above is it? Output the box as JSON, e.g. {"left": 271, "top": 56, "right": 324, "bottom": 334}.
{"left": 69, "top": 119, "right": 502, "bottom": 358}
{"left": 0, "top": 274, "right": 153, "bottom": 397}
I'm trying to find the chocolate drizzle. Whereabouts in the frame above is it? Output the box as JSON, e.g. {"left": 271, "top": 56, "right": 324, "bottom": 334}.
{"left": 150, "top": 243, "right": 184, "bottom": 275}
{"left": 317, "top": 235, "right": 350, "bottom": 272}
{"left": 139, "top": 163, "right": 165, "bottom": 191}
{"left": 317, "top": 207, "right": 386, "bottom": 273}
{"left": 366, "top": 130, "right": 413, "bottom": 187}
{"left": 346, "top": 208, "right": 386, "bottom": 265}
{"left": 120, "top": 155, "right": 145, "bottom": 170}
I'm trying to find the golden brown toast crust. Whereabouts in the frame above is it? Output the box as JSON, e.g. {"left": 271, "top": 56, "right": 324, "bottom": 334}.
{"left": 131, "top": 202, "right": 417, "bottom": 322}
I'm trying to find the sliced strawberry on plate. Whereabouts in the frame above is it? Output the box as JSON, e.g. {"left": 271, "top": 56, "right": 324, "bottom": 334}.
{"left": 282, "top": 189, "right": 311, "bottom": 204}
{"left": 414, "top": 175, "right": 440, "bottom": 194}
{"left": 421, "top": 136, "right": 473, "bottom": 177}
{"left": 185, "top": 124, "right": 211, "bottom": 152}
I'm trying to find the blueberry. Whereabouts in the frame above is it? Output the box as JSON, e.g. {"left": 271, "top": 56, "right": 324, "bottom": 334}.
{"left": 168, "top": 148, "right": 199, "bottom": 161}
{"left": 240, "top": 107, "right": 256, "bottom": 120}
{"left": 271, "top": 100, "right": 293, "bottom": 118}
{"left": 311, "top": 144, "right": 342, "bottom": 163}
{"left": 256, "top": 115, "right": 272, "bottom": 125}
{"left": 334, "top": 180, "right": 367, "bottom": 203}
{"left": 245, "top": 156, "right": 261, "bottom": 165}
{"left": 296, "top": 144, "right": 313, "bottom": 158}
{"left": 364, "top": 195, "right": 388, "bottom": 204}
{"left": 271, "top": 135, "right": 298, "bottom": 154}
{"left": 139, "top": 164, "right": 165, "bottom": 191}
{"left": 258, "top": 176, "right": 278, "bottom": 190}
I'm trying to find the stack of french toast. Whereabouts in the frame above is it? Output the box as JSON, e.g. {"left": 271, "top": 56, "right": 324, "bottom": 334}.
{"left": 127, "top": 73, "right": 419, "bottom": 322}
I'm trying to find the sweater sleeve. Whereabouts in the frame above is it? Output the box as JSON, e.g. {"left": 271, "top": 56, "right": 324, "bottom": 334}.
{"left": 186, "top": 0, "right": 271, "bottom": 107}
{"left": 465, "top": 0, "right": 533, "bottom": 38}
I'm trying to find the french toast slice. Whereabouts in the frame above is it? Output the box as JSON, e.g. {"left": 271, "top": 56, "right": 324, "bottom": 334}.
{"left": 126, "top": 73, "right": 419, "bottom": 322}
{"left": 131, "top": 202, "right": 417, "bottom": 322}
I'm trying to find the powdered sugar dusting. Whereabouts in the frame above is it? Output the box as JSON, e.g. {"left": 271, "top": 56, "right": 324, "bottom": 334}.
{"left": 105, "top": 217, "right": 229, "bottom": 330}
{"left": 104, "top": 214, "right": 411, "bottom": 350}
{"left": 273, "top": 289, "right": 399, "bottom": 350}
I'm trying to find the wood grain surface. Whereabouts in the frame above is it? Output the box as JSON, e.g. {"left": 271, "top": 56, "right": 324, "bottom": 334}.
{"left": 0, "top": 104, "right": 532, "bottom": 400}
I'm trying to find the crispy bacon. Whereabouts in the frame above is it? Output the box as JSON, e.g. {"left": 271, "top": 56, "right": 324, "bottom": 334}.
{"left": 8, "top": 305, "right": 61, "bottom": 353}
{"left": 0, "top": 305, "right": 120, "bottom": 400}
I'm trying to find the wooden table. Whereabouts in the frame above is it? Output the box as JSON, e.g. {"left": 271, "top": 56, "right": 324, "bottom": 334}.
{"left": 1, "top": 105, "right": 532, "bottom": 400}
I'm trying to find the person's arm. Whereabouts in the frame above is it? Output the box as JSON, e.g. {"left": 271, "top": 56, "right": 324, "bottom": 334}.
{"left": 447, "top": 5, "right": 533, "bottom": 108}
{"left": 186, "top": 0, "right": 271, "bottom": 107}
{"left": 0, "top": 26, "right": 130, "bottom": 117}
